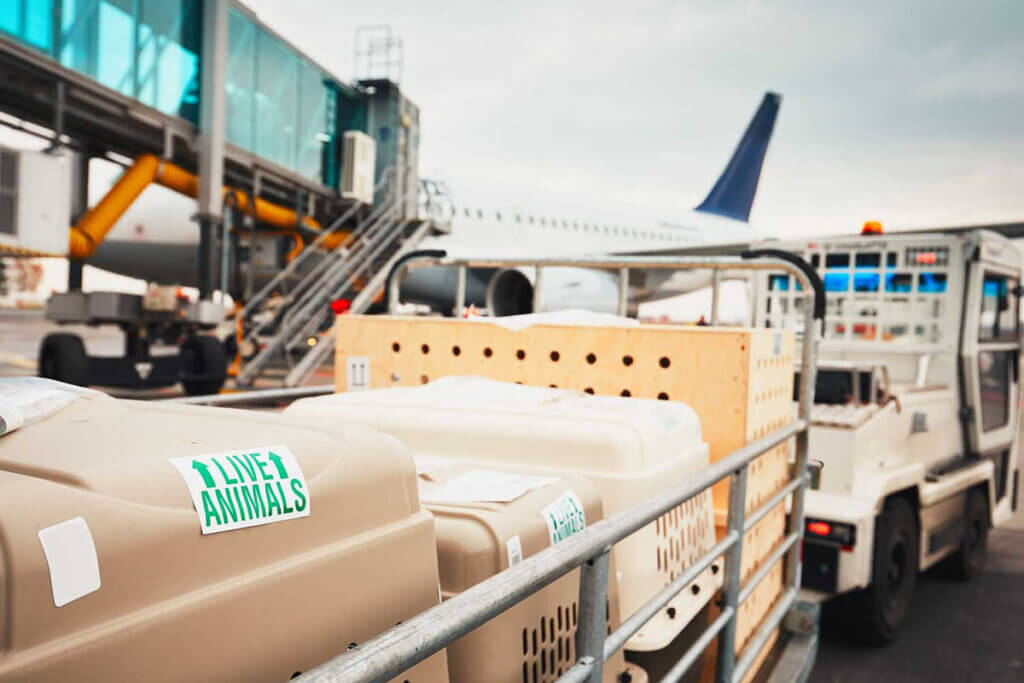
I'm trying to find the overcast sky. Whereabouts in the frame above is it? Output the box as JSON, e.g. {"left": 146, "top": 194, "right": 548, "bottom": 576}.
{"left": 245, "top": 0, "right": 1024, "bottom": 238}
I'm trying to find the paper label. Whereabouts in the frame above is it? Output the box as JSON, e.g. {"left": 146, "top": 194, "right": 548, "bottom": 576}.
{"left": 506, "top": 535, "right": 524, "bottom": 567}
{"left": 38, "top": 517, "right": 101, "bottom": 607}
{"left": 420, "top": 468, "right": 558, "bottom": 504}
{"left": 170, "top": 445, "right": 310, "bottom": 534}
{"left": 542, "top": 490, "right": 587, "bottom": 545}
{"left": 346, "top": 356, "right": 370, "bottom": 391}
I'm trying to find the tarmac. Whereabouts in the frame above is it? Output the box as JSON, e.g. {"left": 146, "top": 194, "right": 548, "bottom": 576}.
{"left": 3, "top": 309, "right": 1023, "bottom": 681}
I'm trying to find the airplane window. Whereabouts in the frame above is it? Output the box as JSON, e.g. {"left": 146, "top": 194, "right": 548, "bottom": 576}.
{"left": 496, "top": 211, "right": 502, "bottom": 221}
{"left": 477, "top": 209, "right": 483, "bottom": 219}
{"left": 573, "top": 222, "right": 579, "bottom": 230}
{"left": 515, "top": 214, "right": 521, "bottom": 223}
{"left": 529, "top": 216, "right": 534, "bottom": 225}
{"left": 562, "top": 220, "right": 568, "bottom": 228}
{"left": 540, "top": 218, "right": 546, "bottom": 226}
{"left": 603, "top": 226, "right": 610, "bottom": 234}
{"left": 464, "top": 208, "right": 471, "bottom": 217}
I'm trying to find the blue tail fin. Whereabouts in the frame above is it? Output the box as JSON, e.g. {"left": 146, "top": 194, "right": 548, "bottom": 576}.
{"left": 695, "top": 92, "right": 781, "bottom": 222}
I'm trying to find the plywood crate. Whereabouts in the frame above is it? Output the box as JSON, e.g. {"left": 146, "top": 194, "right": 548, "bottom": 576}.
{"left": 335, "top": 315, "right": 796, "bottom": 676}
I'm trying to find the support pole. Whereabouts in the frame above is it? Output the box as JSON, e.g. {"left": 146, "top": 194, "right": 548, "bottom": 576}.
{"left": 575, "top": 549, "right": 610, "bottom": 683}
{"left": 196, "top": 0, "right": 228, "bottom": 302}
{"left": 715, "top": 466, "right": 749, "bottom": 683}
{"left": 710, "top": 269, "right": 722, "bottom": 325}
{"left": 617, "top": 267, "right": 629, "bottom": 316}
{"left": 67, "top": 150, "right": 89, "bottom": 292}
{"left": 532, "top": 266, "right": 544, "bottom": 313}
{"left": 454, "top": 265, "right": 466, "bottom": 317}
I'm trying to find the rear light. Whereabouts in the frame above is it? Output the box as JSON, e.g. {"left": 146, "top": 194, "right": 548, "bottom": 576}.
{"left": 805, "top": 518, "right": 856, "bottom": 546}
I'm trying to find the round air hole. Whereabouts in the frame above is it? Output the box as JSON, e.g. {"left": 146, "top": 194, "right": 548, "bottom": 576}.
{"left": 586, "top": 353, "right": 597, "bottom": 365}
{"left": 657, "top": 392, "right": 669, "bottom": 400}
{"left": 666, "top": 607, "right": 677, "bottom": 619}
{"left": 516, "top": 349, "right": 526, "bottom": 360}
{"left": 452, "top": 345, "right": 461, "bottom": 356}
{"left": 420, "top": 343, "right": 430, "bottom": 354}
{"left": 483, "top": 347, "right": 493, "bottom": 358}
{"left": 391, "top": 342, "right": 400, "bottom": 352}
{"left": 419, "top": 374, "right": 429, "bottom": 384}
{"left": 584, "top": 387, "right": 595, "bottom": 395}
{"left": 549, "top": 384, "right": 558, "bottom": 388}
{"left": 622, "top": 355, "right": 634, "bottom": 366}
{"left": 620, "top": 389, "right": 631, "bottom": 397}
{"left": 691, "top": 584, "right": 700, "bottom": 595}
{"left": 659, "top": 356, "right": 671, "bottom": 369}
{"left": 550, "top": 350, "right": 560, "bottom": 362}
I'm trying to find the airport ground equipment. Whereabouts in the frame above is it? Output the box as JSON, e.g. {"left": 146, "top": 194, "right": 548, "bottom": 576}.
{"left": 287, "top": 252, "right": 823, "bottom": 682}
{"left": 0, "top": 378, "right": 449, "bottom": 682}
{"left": 754, "top": 229, "right": 1023, "bottom": 644}
{"left": 416, "top": 460, "right": 646, "bottom": 683}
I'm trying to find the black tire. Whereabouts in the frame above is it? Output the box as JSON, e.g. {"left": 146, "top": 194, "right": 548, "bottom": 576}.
{"left": 180, "top": 335, "right": 227, "bottom": 396}
{"left": 38, "top": 333, "right": 89, "bottom": 387}
{"left": 945, "top": 489, "right": 989, "bottom": 581}
{"left": 851, "top": 496, "right": 919, "bottom": 646}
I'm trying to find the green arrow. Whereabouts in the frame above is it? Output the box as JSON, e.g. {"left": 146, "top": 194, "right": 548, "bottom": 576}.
{"left": 267, "top": 451, "right": 289, "bottom": 479}
{"left": 192, "top": 460, "right": 215, "bottom": 488}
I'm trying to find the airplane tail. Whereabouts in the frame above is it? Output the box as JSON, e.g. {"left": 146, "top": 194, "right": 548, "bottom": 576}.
{"left": 695, "top": 92, "right": 781, "bottom": 222}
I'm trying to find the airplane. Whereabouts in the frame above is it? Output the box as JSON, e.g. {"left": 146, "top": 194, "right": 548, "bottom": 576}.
{"left": 402, "top": 91, "right": 781, "bottom": 315}
{"left": 81, "top": 91, "right": 781, "bottom": 316}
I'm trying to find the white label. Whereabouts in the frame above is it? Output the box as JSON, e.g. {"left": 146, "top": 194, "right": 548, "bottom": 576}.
{"left": 346, "top": 356, "right": 371, "bottom": 391}
{"left": 506, "top": 535, "right": 524, "bottom": 567}
{"left": 169, "top": 445, "right": 311, "bottom": 535}
{"left": 542, "top": 490, "right": 587, "bottom": 545}
{"left": 38, "top": 517, "right": 101, "bottom": 607}
{"left": 420, "top": 469, "right": 558, "bottom": 504}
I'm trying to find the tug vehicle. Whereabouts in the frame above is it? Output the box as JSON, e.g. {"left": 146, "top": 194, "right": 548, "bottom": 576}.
{"left": 755, "top": 228, "right": 1022, "bottom": 644}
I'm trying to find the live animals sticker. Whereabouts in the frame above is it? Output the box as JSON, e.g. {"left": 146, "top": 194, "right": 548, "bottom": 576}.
{"left": 170, "top": 445, "right": 310, "bottom": 534}
{"left": 542, "top": 490, "right": 586, "bottom": 545}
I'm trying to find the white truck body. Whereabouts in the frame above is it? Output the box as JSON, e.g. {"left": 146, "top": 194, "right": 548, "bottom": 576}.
{"left": 754, "top": 230, "right": 1021, "bottom": 605}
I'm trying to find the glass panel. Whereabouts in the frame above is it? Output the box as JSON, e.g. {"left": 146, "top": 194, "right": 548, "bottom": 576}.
{"left": 980, "top": 274, "right": 1019, "bottom": 342}
{"left": 226, "top": 6, "right": 257, "bottom": 151}
{"left": 825, "top": 253, "right": 849, "bottom": 268}
{"left": 0, "top": 0, "right": 53, "bottom": 52}
{"left": 918, "top": 272, "right": 947, "bottom": 293}
{"left": 885, "top": 272, "right": 912, "bottom": 292}
{"left": 255, "top": 27, "right": 299, "bottom": 171}
{"left": 824, "top": 272, "right": 849, "bottom": 292}
{"left": 769, "top": 275, "right": 789, "bottom": 291}
{"left": 296, "top": 60, "right": 329, "bottom": 181}
{"left": 979, "top": 350, "right": 1011, "bottom": 431}
{"left": 855, "top": 253, "right": 881, "bottom": 267}
{"left": 853, "top": 271, "right": 880, "bottom": 292}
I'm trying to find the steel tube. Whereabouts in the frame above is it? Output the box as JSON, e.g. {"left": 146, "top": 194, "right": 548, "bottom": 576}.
{"left": 162, "top": 385, "right": 333, "bottom": 405}
{"left": 575, "top": 550, "right": 611, "bottom": 683}
{"left": 617, "top": 267, "right": 629, "bottom": 316}
{"left": 743, "top": 476, "right": 803, "bottom": 533}
{"left": 659, "top": 606, "right": 735, "bottom": 683}
{"left": 737, "top": 532, "right": 800, "bottom": 605}
{"left": 295, "top": 421, "right": 803, "bottom": 683}
{"left": 556, "top": 657, "right": 597, "bottom": 683}
{"left": 731, "top": 587, "right": 798, "bottom": 683}
{"left": 714, "top": 466, "right": 749, "bottom": 683}
{"left": 454, "top": 265, "right": 466, "bottom": 317}
{"left": 533, "top": 265, "right": 544, "bottom": 313}
{"left": 710, "top": 269, "right": 722, "bottom": 325}
{"left": 604, "top": 532, "right": 737, "bottom": 660}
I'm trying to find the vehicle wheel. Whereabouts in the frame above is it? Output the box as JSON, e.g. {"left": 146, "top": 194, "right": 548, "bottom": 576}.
{"left": 945, "top": 489, "right": 989, "bottom": 581}
{"left": 38, "top": 333, "right": 89, "bottom": 387}
{"left": 851, "top": 496, "right": 919, "bottom": 646}
{"left": 180, "top": 335, "right": 227, "bottom": 396}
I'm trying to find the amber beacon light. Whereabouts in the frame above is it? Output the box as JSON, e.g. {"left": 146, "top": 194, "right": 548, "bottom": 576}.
{"left": 861, "top": 220, "right": 884, "bottom": 235}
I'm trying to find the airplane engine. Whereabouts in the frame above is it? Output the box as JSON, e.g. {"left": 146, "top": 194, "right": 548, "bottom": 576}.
{"left": 485, "top": 266, "right": 623, "bottom": 316}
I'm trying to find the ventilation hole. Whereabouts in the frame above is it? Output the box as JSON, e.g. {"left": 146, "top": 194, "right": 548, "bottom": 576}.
{"left": 291, "top": 673, "right": 302, "bottom": 680}
{"left": 549, "top": 617, "right": 555, "bottom": 639}
{"left": 483, "top": 347, "right": 493, "bottom": 358}
{"left": 667, "top": 606, "right": 677, "bottom": 619}
{"left": 533, "top": 661, "right": 538, "bottom": 683}
{"left": 586, "top": 352, "right": 597, "bottom": 364}
{"left": 622, "top": 355, "right": 634, "bottom": 366}
{"left": 421, "top": 343, "right": 430, "bottom": 354}
{"left": 420, "top": 374, "right": 429, "bottom": 384}
{"left": 541, "top": 615, "right": 547, "bottom": 642}
{"left": 452, "top": 345, "right": 461, "bottom": 356}
{"left": 549, "top": 384, "right": 558, "bottom": 388}
{"left": 691, "top": 584, "right": 700, "bottom": 595}
{"left": 533, "top": 629, "right": 538, "bottom": 655}
{"left": 347, "top": 642, "right": 358, "bottom": 650}
{"left": 558, "top": 606, "right": 563, "bottom": 631}
{"left": 584, "top": 387, "right": 594, "bottom": 395}
{"left": 659, "top": 356, "right": 671, "bottom": 368}
{"left": 391, "top": 342, "right": 400, "bottom": 352}
{"left": 516, "top": 349, "right": 526, "bottom": 360}
{"left": 541, "top": 652, "right": 546, "bottom": 676}
{"left": 522, "top": 629, "right": 528, "bottom": 655}
{"left": 549, "top": 649, "right": 554, "bottom": 674}
{"left": 620, "top": 389, "right": 631, "bottom": 397}
{"left": 522, "top": 662, "right": 529, "bottom": 683}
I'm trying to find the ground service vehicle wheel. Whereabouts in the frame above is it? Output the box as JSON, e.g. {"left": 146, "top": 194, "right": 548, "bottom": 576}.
{"left": 181, "top": 335, "right": 227, "bottom": 396}
{"left": 852, "top": 496, "right": 919, "bottom": 646}
{"left": 946, "top": 489, "right": 989, "bottom": 581}
{"left": 38, "top": 333, "right": 89, "bottom": 387}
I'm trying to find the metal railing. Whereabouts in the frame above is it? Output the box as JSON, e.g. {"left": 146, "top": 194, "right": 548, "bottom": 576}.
{"left": 293, "top": 253, "right": 823, "bottom": 683}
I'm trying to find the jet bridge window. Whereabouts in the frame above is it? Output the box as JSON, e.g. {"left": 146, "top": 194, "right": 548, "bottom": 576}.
{"left": 979, "top": 275, "right": 1019, "bottom": 342}
{"left": 979, "top": 350, "right": 1012, "bottom": 431}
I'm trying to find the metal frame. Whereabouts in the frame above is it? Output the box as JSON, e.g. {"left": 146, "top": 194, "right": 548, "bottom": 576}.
{"left": 294, "top": 253, "right": 822, "bottom": 683}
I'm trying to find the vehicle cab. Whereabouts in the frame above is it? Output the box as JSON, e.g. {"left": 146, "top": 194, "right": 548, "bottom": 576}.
{"left": 754, "top": 229, "right": 1021, "bottom": 643}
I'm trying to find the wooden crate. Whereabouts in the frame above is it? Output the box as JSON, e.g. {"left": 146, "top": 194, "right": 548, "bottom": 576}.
{"left": 335, "top": 314, "right": 796, "bottom": 678}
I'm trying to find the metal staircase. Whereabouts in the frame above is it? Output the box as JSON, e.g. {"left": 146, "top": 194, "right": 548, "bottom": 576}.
{"left": 234, "top": 170, "right": 437, "bottom": 388}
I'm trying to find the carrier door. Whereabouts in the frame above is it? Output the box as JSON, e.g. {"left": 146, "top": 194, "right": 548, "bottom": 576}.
{"left": 960, "top": 258, "right": 1020, "bottom": 505}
